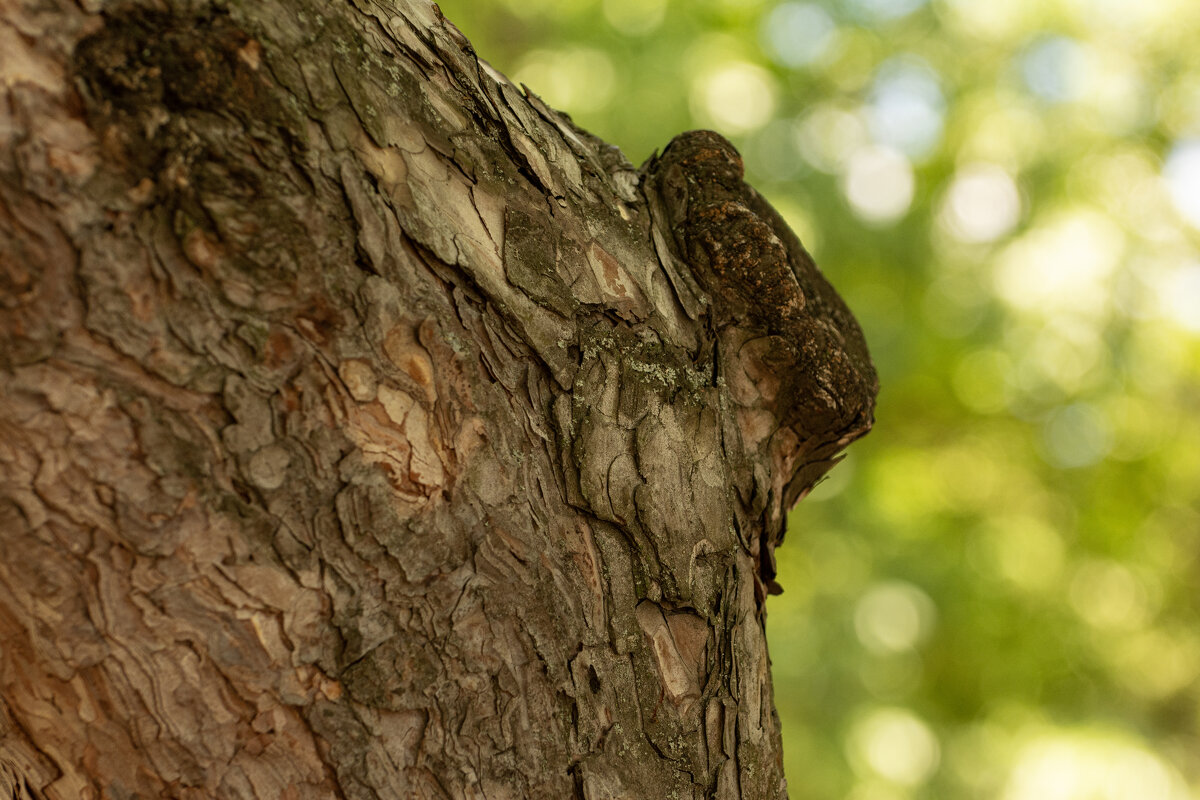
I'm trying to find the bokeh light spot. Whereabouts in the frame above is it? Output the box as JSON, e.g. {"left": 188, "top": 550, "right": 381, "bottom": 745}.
{"left": 848, "top": 708, "right": 941, "bottom": 786}
{"left": 796, "top": 105, "right": 870, "bottom": 173}
{"left": 514, "top": 47, "right": 616, "bottom": 113}
{"left": 760, "top": 2, "right": 837, "bottom": 68}
{"left": 940, "top": 163, "right": 1021, "bottom": 242}
{"left": 958, "top": 101, "right": 1047, "bottom": 169}
{"left": 977, "top": 515, "right": 1066, "bottom": 592}
{"left": 846, "top": 0, "right": 928, "bottom": 22}
{"left": 1041, "top": 403, "right": 1112, "bottom": 469}
{"left": 1157, "top": 261, "right": 1200, "bottom": 332}
{"left": 1022, "top": 319, "right": 1108, "bottom": 395}
{"left": 1158, "top": 75, "right": 1200, "bottom": 138}
{"left": 691, "top": 61, "right": 778, "bottom": 133}
{"left": 707, "top": 0, "right": 767, "bottom": 10}
{"left": 842, "top": 146, "right": 915, "bottom": 223}
{"left": 1004, "top": 733, "right": 1187, "bottom": 800}
{"left": 602, "top": 0, "right": 668, "bottom": 35}
{"left": 994, "top": 210, "right": 1124, "bottom": 318}
{"left": 1069, "top": 560, "right": 1151, "bottom": 631}
{"left": 1163, "top": 139, "right": 1200, "bottom": 229}
{"left": 1021, "top": 36, "right": 1088, "bottom": 103}
{"left": 854, "top": 581, "right": 937, "bottom": 654}
{"left": 937, "top": 0, "right": 1043, "bottom": 40}
{"left": 1108, "top": 628, "right": 1200, "bottom": 700}
{"left": 496, "top": 0, "right": 555, "bottom": 19}
{"left": 1080, "top": 50, "right": 1149, "bottom": 134}
{"left": 868, "top": 58, "right": 945, "bottom": 159}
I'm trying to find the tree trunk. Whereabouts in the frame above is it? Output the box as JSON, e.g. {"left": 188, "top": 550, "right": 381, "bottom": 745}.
{"left": 0, "top": 1, "right": 876, "bottom": 797}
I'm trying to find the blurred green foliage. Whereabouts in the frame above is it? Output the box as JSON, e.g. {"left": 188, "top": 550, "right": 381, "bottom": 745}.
{"left": 434, "top": 0, "right": 1200, "bottom": 796}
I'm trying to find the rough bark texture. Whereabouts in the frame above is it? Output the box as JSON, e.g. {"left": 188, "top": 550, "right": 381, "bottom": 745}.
{"left": 0, "top": 1, "right": 876, "bottom": 798}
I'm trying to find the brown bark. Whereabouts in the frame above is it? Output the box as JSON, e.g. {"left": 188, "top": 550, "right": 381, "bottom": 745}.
{"left": 0, "top": 1, "right": 876, "bottom": 798}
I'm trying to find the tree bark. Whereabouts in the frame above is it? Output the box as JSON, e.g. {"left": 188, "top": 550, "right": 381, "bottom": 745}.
{"left": 0, "top": 1, "right": 876, "bottom": 798}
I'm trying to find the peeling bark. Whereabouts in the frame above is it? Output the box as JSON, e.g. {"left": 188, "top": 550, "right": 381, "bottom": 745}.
{"left": 0, "top": 1, "right": 876, "bottom": 798}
